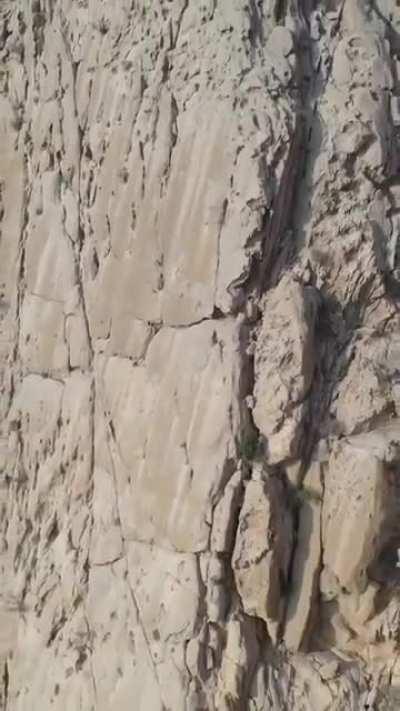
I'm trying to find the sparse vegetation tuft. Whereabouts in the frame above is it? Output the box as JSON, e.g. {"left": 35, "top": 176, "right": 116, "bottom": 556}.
{"left": 238, "top": 432, "right": 260, "bottom": 462}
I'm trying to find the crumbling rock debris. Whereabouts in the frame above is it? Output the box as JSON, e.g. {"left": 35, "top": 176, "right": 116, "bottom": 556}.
{"left": 1, "top": 0, "right": 400, "bottom": 709}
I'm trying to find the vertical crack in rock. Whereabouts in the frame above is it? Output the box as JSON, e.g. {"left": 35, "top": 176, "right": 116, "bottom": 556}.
{"left": 2, "top": 660, "right": 9, "bottom": 711}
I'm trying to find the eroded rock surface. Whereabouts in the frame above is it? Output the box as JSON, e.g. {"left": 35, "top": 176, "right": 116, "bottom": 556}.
{"left": 1, "top": 0, "right": 400, "bottom": 709}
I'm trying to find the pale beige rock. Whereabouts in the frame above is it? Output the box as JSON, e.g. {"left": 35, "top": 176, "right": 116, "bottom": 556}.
{"left": 1, "top": 0, "right": 400, "bottom": 709}
{"left": 284, "top": 497, "right": 321, "bottom": 651}
{"left": 322, "top": 440, "right": 387, "bottom": 593}
{"left": 98, "top": 318, "right": 239, "bottom": 552}
{"left": 211, "top": 470, "right": 243, "bottom": 553}
{"left": 215, "top": 618, "right": 259, "bottom": 710}
{"left": 87, "top": 561, "right": 164, "bottom": 711}
{"left": 333, "top": 342, "right": 392, "bottom": 435}
{"left": 20, "top": 294, "right": 68, "bottom": 375}
{"left": 253, "top": 276, "right": 318, "bottom": 464}
{"left": 232, "top": 478, "right": 291, "bottom": 638}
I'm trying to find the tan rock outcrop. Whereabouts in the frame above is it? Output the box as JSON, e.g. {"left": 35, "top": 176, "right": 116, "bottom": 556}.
{"left": 322, "top": 440, "right": 387, "bottom": 594}
{"left": 284, "top": 493, "right": 321, "bottom": 651}
{"left": 253, "top": 276, "right": 318, "bottom": 464}
{"left": 1, "top": 0, "right": 400, "bottom": 709}
{"left": 232, "top": 476, "right": 292, "bottom": 639}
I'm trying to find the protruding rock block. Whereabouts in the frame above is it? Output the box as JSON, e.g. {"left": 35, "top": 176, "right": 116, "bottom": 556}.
{"left": 253, "top": 276, "right": 318, "bottom": 464}
{"left": 232, "top": 477, "right": 292, "bottom": 638}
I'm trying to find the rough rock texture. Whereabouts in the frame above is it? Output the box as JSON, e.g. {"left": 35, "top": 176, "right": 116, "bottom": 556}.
{"left": 1, "top": 0, "right": 400, "bottom": 709}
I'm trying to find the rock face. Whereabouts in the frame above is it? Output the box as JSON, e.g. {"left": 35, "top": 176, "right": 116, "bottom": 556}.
{"left": 232, "top": 476, "right": 292, "bottom": 640}
{"left": 1, "top": 0, "right": 400, "bottom": 709}
{"left": 253, "top": 275, "right": 319, "bottom": 464}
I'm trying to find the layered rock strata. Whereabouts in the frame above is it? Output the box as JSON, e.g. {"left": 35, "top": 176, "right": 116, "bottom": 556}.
{"left": 1, "top": 0, "right": 400, "bottom": 709}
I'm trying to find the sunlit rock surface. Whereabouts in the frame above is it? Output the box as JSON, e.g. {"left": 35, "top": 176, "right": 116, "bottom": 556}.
{"left": 1, "top": 1, "right": 400, "bottom": 708}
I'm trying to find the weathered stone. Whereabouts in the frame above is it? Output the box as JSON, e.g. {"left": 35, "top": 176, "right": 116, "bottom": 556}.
{"left": 284, "top": 497, "right": 321, "bottom": 651}
{"left": 322, "top": 440, "right": 387, "bottom": 593}
{"left": 1, "top": 0, "right": 400, "bottom": 708}
{"left": 98, "top": 318, "right": 239, "bottom": 552}
{"left": 215, "top": 618, "right": 259, "bottom": 710}
{"left": 211, "top": 470, "right": 243, "bottom": 553}
{"left": 253, "top": 276, "right": 318, "bottom": 464}
{"left": 232, "top": 478, "right": 292, "bottom": 638}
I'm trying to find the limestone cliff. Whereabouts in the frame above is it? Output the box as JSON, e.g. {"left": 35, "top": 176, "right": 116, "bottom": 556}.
{"left": 1, "top": 0, "right": 400, "bottom": 709}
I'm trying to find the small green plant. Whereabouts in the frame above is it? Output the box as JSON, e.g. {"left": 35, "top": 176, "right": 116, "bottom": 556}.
{"left": 54, "top": 171, "right": 72, "bottom": 200}
{"left": 238, "top": 432, "right": 260, "bottom": 462}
